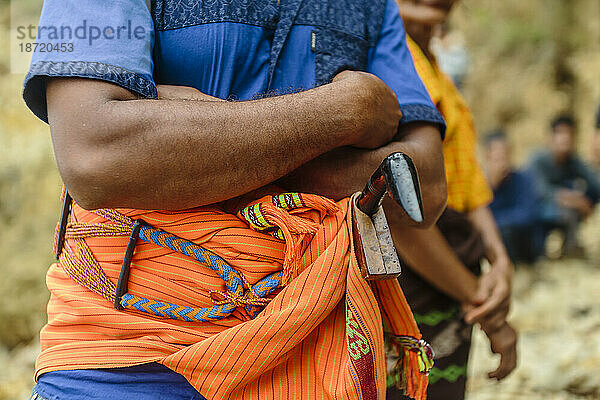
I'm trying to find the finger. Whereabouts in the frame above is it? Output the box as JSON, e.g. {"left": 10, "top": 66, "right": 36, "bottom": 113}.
{"left": 461, "top": 302, "right": 475, "bottom": 314}
{"left": 488, "top": 326, "right": 518, "bottom": 380}
{"left": 466, "top": 284, "right": 509, "bottom": 324}
{"left": 489, "top": 344, "right": 517, "bottom": 380}
{"left": 482, "top": 312, "right": 506, "bottom": 334}
{"left": 481, "top": 299, "right": 511, "bottom": 333}
{"left": 471, "top": 284, "right": 490, "bottom": 306}
{"left": 465, "top": 295, "right": 503, "bottom": 324}
{"left": 471, "top": 274, "right": 495, "bottom": 305}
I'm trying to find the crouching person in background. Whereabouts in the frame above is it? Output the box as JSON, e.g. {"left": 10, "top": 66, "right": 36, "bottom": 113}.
{"left": 485, "top": 130, "right": 541, "bottom": 264}
{"left": 529, "top": 115, "right": 600, "bottom": 258}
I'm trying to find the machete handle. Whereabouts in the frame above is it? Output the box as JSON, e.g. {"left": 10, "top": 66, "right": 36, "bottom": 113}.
{"left": 356, "top": 152, "right": 424, "bottom": 222}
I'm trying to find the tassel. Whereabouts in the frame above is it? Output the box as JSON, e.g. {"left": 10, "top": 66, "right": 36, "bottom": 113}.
{"left": 291, "top": 193, "right": 340, "bottom": 216}
{"left": 255, "top": 202, "right": 316, "bottom": 284}
{"left": 391, "top": 336, "right": 434, "bottom": 400}
{"left": 239, "top": 193, "right": 342, "bottom": 284}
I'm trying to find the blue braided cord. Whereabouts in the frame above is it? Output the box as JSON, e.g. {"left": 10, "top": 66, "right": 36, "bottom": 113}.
{"left": 124, "top": 223, "right": 284, "bottom": 322}
{"left": 251, "top": 271, "right": 284, "bottom": 297}
{"left": 129, "top": 295, "right": 149, "bottom": 309}
{"left": 246, "top": 271, "right": 285, "bottom": 317}
{"left": 138, "top": 225, "right": 244, "bottom": 295}
{"left": 121, "top": 293, "right": 235, "bottom": 322}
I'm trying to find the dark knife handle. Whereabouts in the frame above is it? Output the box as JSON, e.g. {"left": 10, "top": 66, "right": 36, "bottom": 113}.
{"left": 356, "top": 166, "right": 387, "bottom": 216}
{"left": 356, "top": 152, "right": 424, "bottom": 222}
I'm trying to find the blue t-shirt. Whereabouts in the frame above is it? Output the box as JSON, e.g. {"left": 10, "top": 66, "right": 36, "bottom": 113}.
{"left": 23, "top": 0, "right": 444, "bottom": 131}
{"left": 25, "top": 0, "right": 444, "bottom": 398}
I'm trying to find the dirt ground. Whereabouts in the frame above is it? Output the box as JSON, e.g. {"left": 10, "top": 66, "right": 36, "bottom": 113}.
{"left": 465, "top": 215, "right": 600, "bottom": 400}
{"left": 466, "top": 259, "right": 600, "bottom": 400}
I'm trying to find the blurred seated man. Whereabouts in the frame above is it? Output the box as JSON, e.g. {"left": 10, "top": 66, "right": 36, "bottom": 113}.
{"left": 485, "top": 131, "right": 539, "bottom": 263}
{"left": 528, "top": 115, "right": 600, "bottom": 257}
{"left": 591, "top": 104, "right": 600, "bottom": 170}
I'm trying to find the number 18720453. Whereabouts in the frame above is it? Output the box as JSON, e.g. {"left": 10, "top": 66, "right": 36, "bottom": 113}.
{"left": 19, "top": 42, "right": 74, "bottom": 53}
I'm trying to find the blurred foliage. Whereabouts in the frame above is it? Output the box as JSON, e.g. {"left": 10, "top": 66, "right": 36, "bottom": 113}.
{"left": 454, "top": 0, "right": 600, "bottom": 164}
{"left": 0, "top": 6, "right": 61, "bottom": 348}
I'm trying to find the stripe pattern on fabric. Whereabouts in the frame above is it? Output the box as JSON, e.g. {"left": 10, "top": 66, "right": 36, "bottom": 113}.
{"left": 39, "top": 189, "right": 430, "bottom": 400}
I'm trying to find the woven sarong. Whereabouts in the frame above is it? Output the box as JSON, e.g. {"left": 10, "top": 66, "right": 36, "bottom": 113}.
{"left": 38, "top": 189, "right": 429, "bottom": 400}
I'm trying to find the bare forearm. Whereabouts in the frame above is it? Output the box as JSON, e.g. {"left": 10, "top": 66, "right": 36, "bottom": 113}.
{"left": 390, "top": 223, "right": 478, "bottom": 304}
{"left": 48, "top": 78, "right": 373, "bottom": 210}
{"left": 280, "top": 123, "right": 446, "bottom": 225}
{"left": 468, "top": 206, "right": 510, "bottom": 266}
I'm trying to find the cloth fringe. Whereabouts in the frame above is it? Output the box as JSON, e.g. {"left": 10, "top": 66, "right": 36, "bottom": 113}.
{"left": 238, "top": 193, "right": 341, "bottom": 284}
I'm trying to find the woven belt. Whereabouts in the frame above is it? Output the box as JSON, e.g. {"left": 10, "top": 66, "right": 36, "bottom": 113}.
{"left": 55, "top": 191, "right": 433, "bottom": 372}
{"left": 55, "top": 192, "right": 282, "bottom": 322}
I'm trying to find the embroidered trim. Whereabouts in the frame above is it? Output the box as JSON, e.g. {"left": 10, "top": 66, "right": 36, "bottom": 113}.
{"left": 399, "top": 104, "right": 447, "bottom": 138}
{"left": 346, "top": 307, "right": 372, "bottom": 360}
{"left": 23, "top": 61, "right": 157, "bottom": 122}
{"left": 345, "top": 297, "right": 378, "bottom": 400}
{"left": 296, "top": 0, "right": 386, "bottom": 46}
{"left": 152, "top": 0, "right": 280, "bottom": 31}
{"left": 427, "top": 364, "right": 468, "bottom": 384}
{"left": 151, "top": 0, "right": 385, "bottom": 45}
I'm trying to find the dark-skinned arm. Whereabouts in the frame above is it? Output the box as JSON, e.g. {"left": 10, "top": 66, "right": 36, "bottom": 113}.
{"left": 46, "top": 71, "right": 400, "bottom": 210}
{"left": 279, "top": 122, "right": 447, "bottom": 227}
{"left": 464, "top": 206, "right": 513, "bottom": 328}
{"left": 389, "top": 208, "right": 517, "bottom": 380}
{"left": 387, "top": 222, "right": 478, "bottom": 305}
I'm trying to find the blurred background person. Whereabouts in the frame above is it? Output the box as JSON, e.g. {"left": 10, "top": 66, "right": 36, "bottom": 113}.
{"left": 485, "top": 130, "right": 540, "bottom": 264}
{"left": 431, "top": 22, "right": 470, "bottom": 90}
{"left": 386, "top": 1, "right": 517, "bottom": 399}
{"left": 591, "top": 104, "right": 600, "bottom": 170}
{"left": 528, "top": 115, "right": 600, "bottom": 258}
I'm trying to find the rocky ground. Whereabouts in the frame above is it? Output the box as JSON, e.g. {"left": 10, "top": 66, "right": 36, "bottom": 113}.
{"left": 466, "top": 257, "right": 600, "bottom": 400}
{"left": 2, "top": 254, "right": 599, "bottom": 400}
{"left": 466, "top": 215, "right": 600, "bottom": 400}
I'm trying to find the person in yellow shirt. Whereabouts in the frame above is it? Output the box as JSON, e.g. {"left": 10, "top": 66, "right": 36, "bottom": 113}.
{"left": 386, "top": 1, "right": 518, "bottom": 399}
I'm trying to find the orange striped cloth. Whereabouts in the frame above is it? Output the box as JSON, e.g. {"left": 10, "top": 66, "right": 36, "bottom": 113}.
{"left": 407, "top": 36, "right": 493, "bottom": 213}
{"left": 38, "top": 189, "right": 429, "bottom": 399}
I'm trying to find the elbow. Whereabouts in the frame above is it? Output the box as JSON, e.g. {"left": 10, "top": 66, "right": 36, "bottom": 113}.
{"left": 55, "top": 142, "right": 118, "bottom": 211}
{"left": 420, "top": 177, "right": 447, "bottom": 228}
{"left": 46, "top": 78, "right": 140, "bottom": 210}
{"left": 66, "top": 185, "right": 109, "bottom": 212}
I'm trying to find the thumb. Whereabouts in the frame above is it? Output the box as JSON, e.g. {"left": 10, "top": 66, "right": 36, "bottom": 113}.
{"left": 471, "top": 280, "right": 491, "bottom": 305}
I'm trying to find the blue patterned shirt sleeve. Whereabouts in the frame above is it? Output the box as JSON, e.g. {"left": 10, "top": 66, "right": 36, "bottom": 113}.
{"left": 23, "top": 0, "right": 157, "bottom": 123}
{"left": 367, "top": 0, "right": 446, "bottom": 137}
